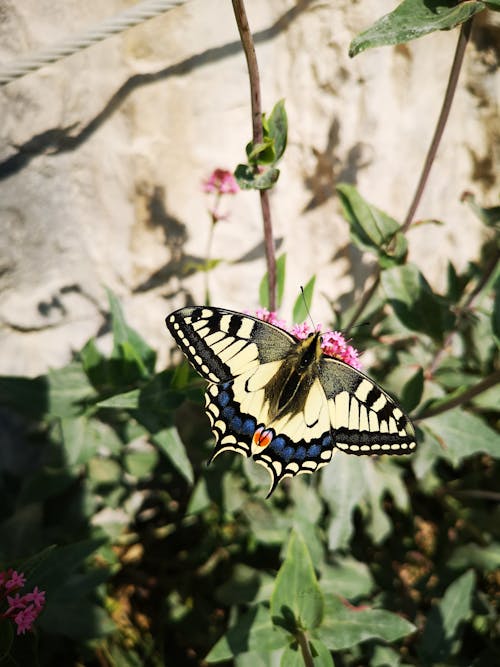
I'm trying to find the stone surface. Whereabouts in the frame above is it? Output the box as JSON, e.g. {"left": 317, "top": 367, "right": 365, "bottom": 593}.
{"left": 0, "top": 0, "right": 498, "bottom": 375}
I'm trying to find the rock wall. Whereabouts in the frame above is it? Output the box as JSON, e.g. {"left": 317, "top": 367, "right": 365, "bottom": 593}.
{"left": 0, "top": 0, "right": 498, "bottom": 375}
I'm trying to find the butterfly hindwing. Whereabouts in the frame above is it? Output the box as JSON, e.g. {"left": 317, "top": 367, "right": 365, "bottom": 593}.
{"left": 318, "top": 357, "right": 416, "bottom": 455}
{"left": 204, "top": 379, "right": 335, "bottom": 497}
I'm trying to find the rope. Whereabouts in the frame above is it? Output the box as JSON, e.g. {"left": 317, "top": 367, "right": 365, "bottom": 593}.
{"left": 0, "top": 0, "right": 187, "bottom": 86}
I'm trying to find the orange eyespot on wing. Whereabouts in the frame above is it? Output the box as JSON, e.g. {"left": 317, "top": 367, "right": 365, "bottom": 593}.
{"left": 253, "top": 426, "right": 274, "bottom": 449}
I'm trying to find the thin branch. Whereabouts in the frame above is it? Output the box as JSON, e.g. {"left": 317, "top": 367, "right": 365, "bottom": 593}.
{"left": 296, "top": 630, "right": 314, "bottom": 667}
{"left": 402, "top": 19, "right": 473, "bottom": 230}
{"left": 345, "top": 19, "right": 474, "bottom": 331}
{"left": 416, "top": 370, "right": 500, "bottom": 420}
{"left": 232, "top": 0, "right": 277, "bottom": 310}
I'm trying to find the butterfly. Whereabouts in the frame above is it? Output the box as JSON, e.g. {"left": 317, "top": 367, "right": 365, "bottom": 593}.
{"left": 166, "top": 307, "right": 416, "bottom": 497}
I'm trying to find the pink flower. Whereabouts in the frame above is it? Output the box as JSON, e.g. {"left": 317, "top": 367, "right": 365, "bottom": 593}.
{"left": 1, "top": 569, "right": 46, "bottom": 636}
{"left": 254, "top": 310, "right": 362, "bottom": 369}
{"left": 14, "top": 605, "right": 38, "bottom": 635}
{"left": 254, "top": 308, "right": 288, "bottom": 330}
{"left": 202, "top": 169, "right": 239, "bottom": 195}
{"left": 5, "top": 570, "right": 26, "bottom": 591}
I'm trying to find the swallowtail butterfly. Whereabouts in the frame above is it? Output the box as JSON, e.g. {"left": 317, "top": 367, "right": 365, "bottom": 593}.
{"left": 166, "top": 307, "right": 416, "bottom": 496}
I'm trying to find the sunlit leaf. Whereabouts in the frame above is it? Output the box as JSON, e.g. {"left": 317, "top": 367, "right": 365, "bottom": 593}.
{"left": 292, "top": 276, "right": 316, "bottom": 324}
{"left": 349, "top": 0, "right": 486, "bottom": 57}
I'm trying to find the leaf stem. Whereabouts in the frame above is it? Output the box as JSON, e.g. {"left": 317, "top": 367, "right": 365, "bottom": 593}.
{"left": 416, "top": 370, "right": 500, "bottom": 420}
{"left": 296, "top": 629, "right": 314, "bottom": 667}
{"left": 231, "top": 0, "right": 276, "bottom": 310}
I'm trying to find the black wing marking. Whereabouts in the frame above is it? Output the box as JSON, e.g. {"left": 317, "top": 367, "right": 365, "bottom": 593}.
{"left": 318, "top": 357, "right": 417, "bottom": 455}
{"left": 166, "top": 306, "right": 295, "bottom": 383}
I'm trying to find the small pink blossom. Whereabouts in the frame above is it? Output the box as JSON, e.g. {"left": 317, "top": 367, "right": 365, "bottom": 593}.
{"left": 202, "top": 169, "right": 239, "bottom": 195}
{"left": 14, "top": 605, "right": 38, "bottom": 635}
{"left": 1, "top": 569, "right": 46, "bottom": 636}
{"left": 254, "top": 308, "right": 288, "bottom": 330}
{"left": 254, "top": 310, "right": 362, "bottom": 369}
{"left": 5, "top": 570, "right": 26, "bottom": 591}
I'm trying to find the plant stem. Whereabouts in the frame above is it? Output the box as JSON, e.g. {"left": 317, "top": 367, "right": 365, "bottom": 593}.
{"left": 416, "top": 369, "right": 500, "bottom": 420}
{"left": 402, "top": 18, "right": 473, "bottom": 231}
{"left": 296, "top": 630, "right": 314, "bottom": 667}
{"left": 345, "top": 18, "right": 473, "bottom": 332}
{"left": 231, "top": 0, "right": 276, "bottom": 310}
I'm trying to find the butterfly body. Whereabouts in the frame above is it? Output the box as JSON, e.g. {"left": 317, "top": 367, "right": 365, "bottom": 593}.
{"left": 166, "top": 306, "right": 416, "bottom": 496}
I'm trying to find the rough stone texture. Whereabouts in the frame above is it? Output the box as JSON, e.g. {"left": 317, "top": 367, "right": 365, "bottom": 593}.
{"left": 0, "top": 0, "right": 498, "bottom": 375}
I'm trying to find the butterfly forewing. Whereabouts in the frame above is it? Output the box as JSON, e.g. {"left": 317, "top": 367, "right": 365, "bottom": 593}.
{"left": 166, "top": 306, "right": 417, "bottom": 496}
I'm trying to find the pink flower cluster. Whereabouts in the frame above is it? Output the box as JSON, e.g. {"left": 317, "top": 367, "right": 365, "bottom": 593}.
{"left": 202, "top": 169, "right": 239, "bottom": 195}
{"left": 255, "top": 309, "right": 361, "bottom": 369}
{"left": 1, "top": 569, "right": 45, "bottom": 635}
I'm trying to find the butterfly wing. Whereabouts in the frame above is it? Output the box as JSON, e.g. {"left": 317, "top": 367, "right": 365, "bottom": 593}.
{"left": 166, "top": 307, "right": 296, "bottom": 383}
{"left": 318, "top": 357, "right": 416, "bottom": 455}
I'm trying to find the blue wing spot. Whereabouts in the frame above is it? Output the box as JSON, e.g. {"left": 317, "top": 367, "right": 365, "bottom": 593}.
{"left": 270, "top": 437, "right": 286, "bottom": 452}
{"left": 283, "top": 446, "right": 295, "bottom": 462}
{"left": 230, "top": 416, "right": 243, "bottom": 431}
{"left": 222, "top": 406, "right": 235, "bottom": 419}
{"left": 294, "top": 446, "right": 307, "bottom": 461}
{"left": 322, "top": 435, "right": 332, "bottom": 448}
{"left": 241, "top": 418, "right": 256, "bottom": 435}
{"left": 218, "top": 391, "right": 230, "bottom": 407}
{"left": 307, "top": 444, "right": 321, "bottom": 458}
{"left": 221, "top": 382, "right": 231, "bottom": 391}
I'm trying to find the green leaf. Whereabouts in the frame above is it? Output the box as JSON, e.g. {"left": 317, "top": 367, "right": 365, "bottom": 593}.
{"left": 424, "top": 409, "right": 500, "bottom": 465}
{"left": 124, "top": 447, "right": 159, "bottom": 478}
{"left": 259, "top": 254, "right": 286, "bottom": 310}
{"left": 319, "top": 558, "right": 375, "bottom": 600}
{"left": 381, "top": 263, "right": 454, "bottom": 342}
{"left": 234, "top": 164, "right": 280, "bottom": 190}
{"left": 205, "top": 604, "right": 287, "bottom": 663}
{"left": 97, "top": 389, "right": 140, "bottom": 409}
{"left": 400, "top": 366, "right": 424, "bottom": 413}
{"left": 461, "top": 191, "right": 500, "bottom": 229}
{"left": 317, "top": 595, "right": 415, "bottom": 650}
{"left": 292, "top": 276, "right": 316, "bottom": 324}
{"left": 448, "top": 543, "right": 500, "bottom": 572}
{"left": 493, "top": 275, "right": 500, "bottom": 342}
{"left": 336, "top": 184, "right": 407, "bottom": 267}
{"left": 151, "top": 425, "right": 194, "bottom": 485}
{"left": 270, "top": 530, "right": 324, "bottom": 632}
{"left": 418, "top": 570, "right": 475, "bottom": 664}
{"left": 349, "top": 0, "right": 486, "bottom": 57}
{"left": 60, "top": 416, "right": 98, "bottom": 466}
{"left": 267, "top": 99, "right": 288, "bottom": 162}
{"left": 107, "top": 288, "right": 156, "bottom": 375}
{"left": 246, "top": 138, "right": 276, "bottom": 164}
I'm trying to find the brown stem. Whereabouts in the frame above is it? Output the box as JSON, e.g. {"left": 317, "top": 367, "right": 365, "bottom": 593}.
{"left": 296, "top": 630, "right": 314, "bottom": 667}
{"left": 345, "top": 19, "right": 473, "bottom": 331}
{"left": 416, "top": 370, "right": 500, "bottom": 420}
{"left": 402, "top": 18, "right": 473, "bottom": 230}
{"left": 232, "top": 0, "right": 276, "bottom": 310}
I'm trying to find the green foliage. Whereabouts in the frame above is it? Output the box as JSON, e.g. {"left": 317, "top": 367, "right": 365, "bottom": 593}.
{"left": 260, "top": 253, "right": 287, "bottom": 309}
{"left": 349, "top": 0, "right": 487, "bottom": 57}
{"left": 235, "top": 100, "right": 288, "bottom": 190}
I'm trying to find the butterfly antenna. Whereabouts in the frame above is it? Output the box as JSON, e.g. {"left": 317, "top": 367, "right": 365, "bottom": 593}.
{"left": 300, "top": 285, "right": 316, "bottom": 331}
